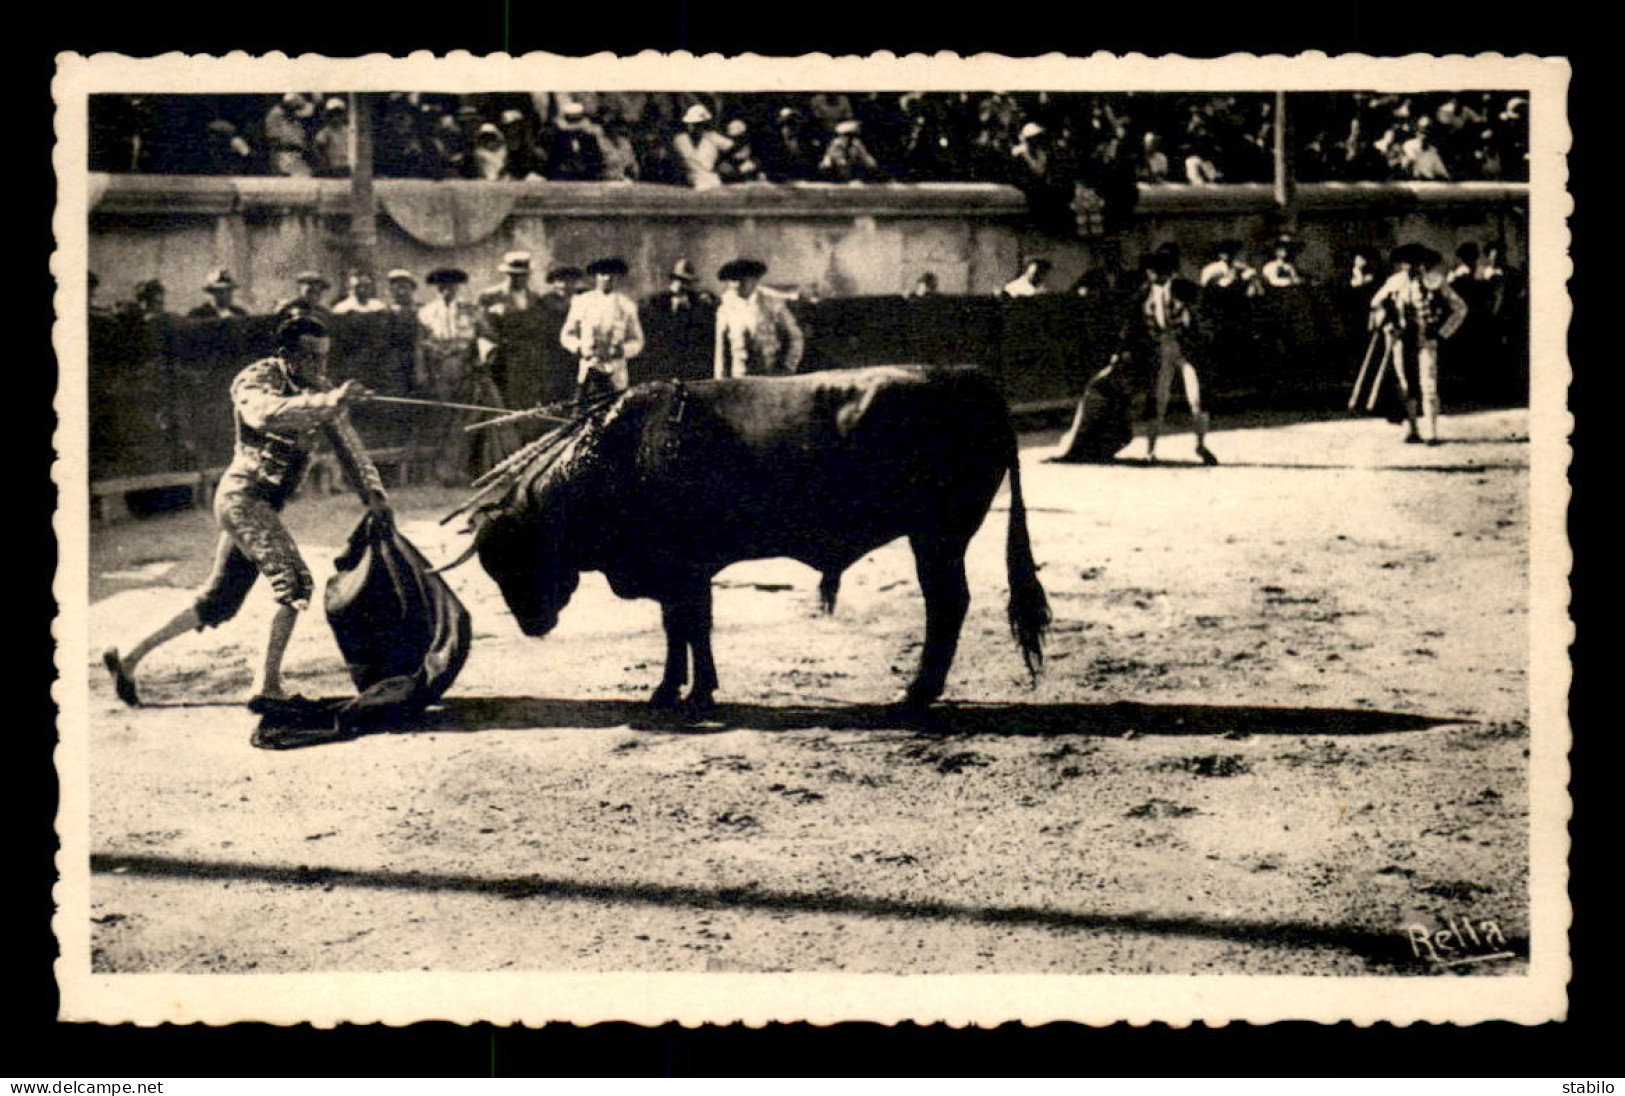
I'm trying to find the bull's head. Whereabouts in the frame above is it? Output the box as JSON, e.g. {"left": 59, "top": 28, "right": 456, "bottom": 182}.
{"left": 447, "top": 393, "right": 635, "bottom": 637}
{"left": 474, "top": 505, "right": 580, "bottom": 636}
{"left": 466, "top": 421, "right": 617, "bottom": 636}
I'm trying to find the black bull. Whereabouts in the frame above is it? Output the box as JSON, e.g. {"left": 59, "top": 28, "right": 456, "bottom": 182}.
{"left": 470, "top": 365, "right": 1051, "bottom": 713}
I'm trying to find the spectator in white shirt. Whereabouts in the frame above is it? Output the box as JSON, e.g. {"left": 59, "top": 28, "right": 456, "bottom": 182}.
{"left": 1184, "top": 142, "right": 1222, "bottom": 185}
{"left": 1399, "top": 120, "right": 1451, "bottom": 180}
{"left": 1000, "top": 258, "right": 1052, "bottom": 298}
{"left": 674, "top": 104, "right": 733, "bottom": 190}
{"left": 332, "top": 270, "right": 390, "bottom": 315}
{"left": 1138, "top": 131, "right": 1170, "bottom": 182}
{"left": 1261, "top": 235, "right": 1304, "bottom": 288}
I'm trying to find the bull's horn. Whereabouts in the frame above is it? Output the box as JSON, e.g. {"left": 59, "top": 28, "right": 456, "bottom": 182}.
{"left": 430, "top": 539, "right": 481, "bottom": 574}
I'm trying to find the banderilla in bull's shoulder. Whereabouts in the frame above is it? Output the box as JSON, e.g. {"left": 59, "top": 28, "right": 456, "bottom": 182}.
{"left": 438, "top": 390, "right": 627, "bottom": 529}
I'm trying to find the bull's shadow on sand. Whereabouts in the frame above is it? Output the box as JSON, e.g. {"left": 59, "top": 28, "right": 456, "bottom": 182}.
{"left": 403, "top": 697, "right": 1459, "bottom": 738}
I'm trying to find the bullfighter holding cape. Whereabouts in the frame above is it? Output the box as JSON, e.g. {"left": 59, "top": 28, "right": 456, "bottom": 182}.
{"left": 103, "top": 315, "right": 389, "bottom": 746}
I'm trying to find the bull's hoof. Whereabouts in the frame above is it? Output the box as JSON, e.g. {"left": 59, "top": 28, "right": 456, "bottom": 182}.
{"left": 681, "top": 691, "right": 716, "bottom": 721}
{"left": 648, "top": 684, "right": 682, "bottom": 711}
{"left": 886, "top": 689, "right": 938, "bottom": 726}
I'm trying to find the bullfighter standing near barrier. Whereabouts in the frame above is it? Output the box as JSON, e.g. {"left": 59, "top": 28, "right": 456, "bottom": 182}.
{"left": 714, "top": 259, "right": 805, "bottom": 377}
{"left": 560, "top": 256, "right": 645, "bottom": 407}
{"left": 1369, "top": 243, "right": 1468, "bottom": 445}
{"left": 102, "top": 316, "right": 388, "bottom": 742}
{"left": 1140, "top": 247, "right": 1219, "bottom": 466}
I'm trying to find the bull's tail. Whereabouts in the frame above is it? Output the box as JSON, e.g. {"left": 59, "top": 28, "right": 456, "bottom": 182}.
{"left": 1005, "top": 444, "right": 1051, "bottom": 678}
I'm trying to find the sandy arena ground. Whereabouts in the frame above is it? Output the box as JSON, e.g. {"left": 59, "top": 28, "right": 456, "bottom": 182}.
{"left": 81, "top": 408, "right": 1532, "bottom": 976}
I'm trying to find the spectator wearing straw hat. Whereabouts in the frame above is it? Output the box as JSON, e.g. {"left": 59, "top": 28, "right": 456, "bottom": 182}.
{"left": 385, "top": 269, "right": 420, "bottom": 316}
{"left": 498, "top": 107, "right": 544, "bottom": 180}
{"left": 641, "top": 258, "right": 718, "bottom": 380}
{"left": 189, "top": 269, "right": 248, "bottom": 319}
{"left": 310, "top": 97, "right": 353, "bottom": 177}
{"left": 479, "top": 251, "right": 536, "bottom": 313}
{"left": 819, "top": 119, "right": 885, "bottom": 183}
{"left": 274, "top": 271, "right": 332, "bottom": 323}
{"left": 1369, "top": 242, "right": 1468, "bottom": 445}
{"left": 561, "top": 256, "right": 645, "bottom": 406}
{"left": 673, "top": 104, "right": 733, "bottom": 190}
{"left": 715, "top": 259, "right": 804, "bottom": 378}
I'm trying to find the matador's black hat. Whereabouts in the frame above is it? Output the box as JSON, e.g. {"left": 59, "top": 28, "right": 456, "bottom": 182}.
{"left": 1391, "top": 242, "right": 1442, "bottom": 268}
{"left": 586, "top": 256, "right": 629, "bottom": 277}
{"left": 718, "top": 258, "right": 768, "bottom": 281}
{"left": 425, "top": 267, "right": 469, "bottom": 286}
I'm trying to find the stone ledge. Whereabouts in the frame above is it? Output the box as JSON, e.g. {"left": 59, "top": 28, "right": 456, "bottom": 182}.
{"left": 90, "top": 173, "right": 1530, "bottom": 221}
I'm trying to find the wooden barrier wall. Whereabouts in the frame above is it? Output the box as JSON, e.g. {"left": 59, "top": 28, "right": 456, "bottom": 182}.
{"left": 88, "top": 287, "right": 1526, "bottom": 486}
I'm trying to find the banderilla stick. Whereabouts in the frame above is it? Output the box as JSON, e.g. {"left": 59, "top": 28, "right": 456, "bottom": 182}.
{"left": 463, "top": 405, "right": 573, "bottom": 433}
{"left": 1365, "top": 335, "right": 1396, "bottom": 413}
{"left": 1347, "top": 330, "right": 1383, "bottom": 411}
{"left": 366, "top": 394, "right": 513, "bottom": 416}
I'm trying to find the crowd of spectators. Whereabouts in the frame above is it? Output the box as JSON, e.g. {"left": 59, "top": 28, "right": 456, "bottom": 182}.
{"left": 1289, "top": 92, "right": 1528, "bottom": 182}
{"left": 89, "top": 90, "right": 1530, "bottom": 187}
